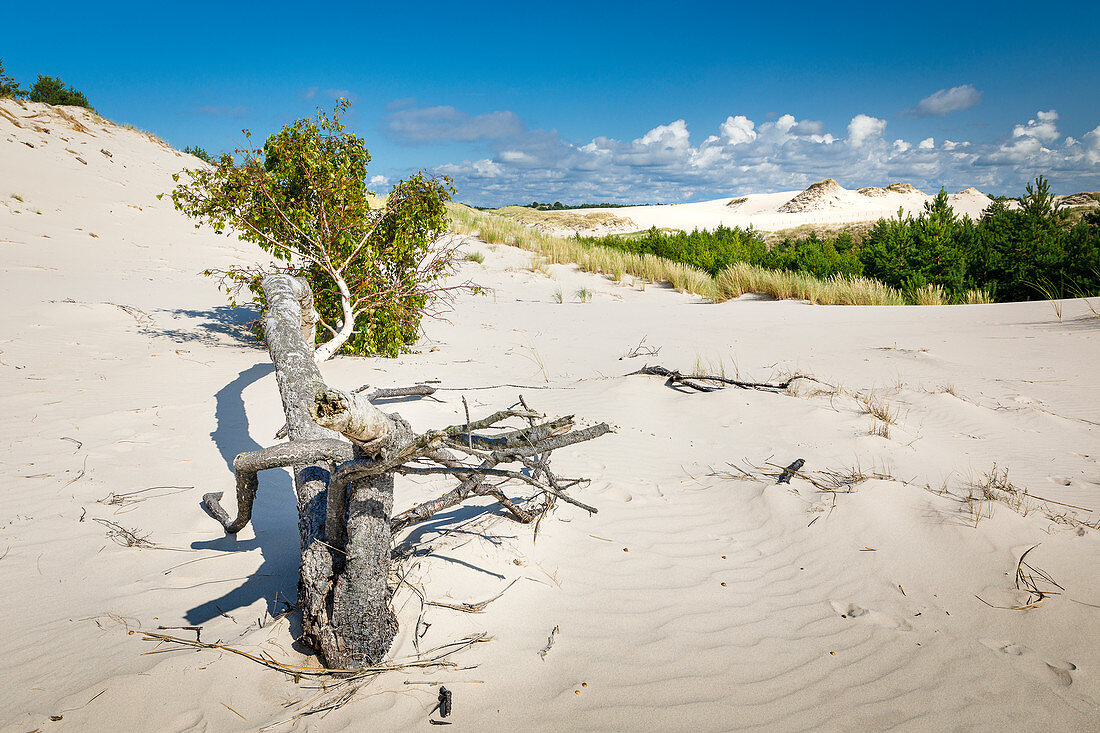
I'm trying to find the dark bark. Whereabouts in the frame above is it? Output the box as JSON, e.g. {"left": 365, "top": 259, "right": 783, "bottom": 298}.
{"left": 260, "top": 275, "right": 399, "bottom": 668}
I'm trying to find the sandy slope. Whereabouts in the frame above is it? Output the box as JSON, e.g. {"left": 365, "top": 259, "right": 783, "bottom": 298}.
{"left": 2, "top": 100, "right": 1100, "bottom": 731}
{"left": 536, "top": 181, "right": 995, "bottom": 236}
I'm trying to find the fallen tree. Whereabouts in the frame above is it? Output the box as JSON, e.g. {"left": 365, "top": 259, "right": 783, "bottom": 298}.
{"left": 202, "top": 274, "right": 609, "bottom": 669}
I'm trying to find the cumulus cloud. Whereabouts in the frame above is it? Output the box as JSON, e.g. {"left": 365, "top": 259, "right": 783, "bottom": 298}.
{"left": 906, "top": 84, "right": 983, "bottom": 117}
{"left": 847, "top": 114, "right": 887, "bottom": 147}
{"left": 1012, "top": 110, "right": 1060, "bottom": 143}
{"left": 422, "top": 106, "right": 1099, "bottom": 206}
{"left": 720, "top": 115, "right": 757, "bottom": 145}
{"left": 385, "top": 105, "right": 524, "bottom": 143}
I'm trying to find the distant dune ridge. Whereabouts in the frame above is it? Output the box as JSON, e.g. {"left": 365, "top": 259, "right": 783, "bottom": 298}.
{"left": 502, "top": 180, "right": 1100, "bottom": 238}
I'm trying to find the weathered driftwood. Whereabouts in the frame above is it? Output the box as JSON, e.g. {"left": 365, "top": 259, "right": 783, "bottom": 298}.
{"left": 202, "top": 275, "right": 609, "bottom": 669}
{"left": 204, "top": 275, "right": 402, "bottom": 668}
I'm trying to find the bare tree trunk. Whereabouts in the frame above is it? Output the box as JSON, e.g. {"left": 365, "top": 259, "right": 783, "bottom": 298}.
{"left": 312, "top": 273, "right": 356, "bottom": 362}
{"left": 260, "top": 274, "right": 400, "bottom": 668}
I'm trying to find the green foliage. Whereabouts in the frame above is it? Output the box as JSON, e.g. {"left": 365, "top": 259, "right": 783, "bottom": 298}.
{"left": 524, "top": 200, "right": 641, "bottom": 210}
{"left": 577, "top": 177, "right": 1100, "bottom": 304}
{"left": 183, "top": 146, "right": 214, "bottom": 164}
{"left": 171, "top": 102, "right": 455, "bottom": 357}
{"left": 582, "top": 224, "right": 768, "bottom": 276}
{"left": 28, "top": 75, "right": 92, "bottom": 108}
{"left": 0, "top": 58, "right": 26, "bottom": 98}
{"left": 861, "top": 177, "right": 1099, "bottom": 302}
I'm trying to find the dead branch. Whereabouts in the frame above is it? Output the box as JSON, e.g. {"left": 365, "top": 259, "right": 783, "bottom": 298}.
{"left": 629, "top": 364, "right": 814, "bottom": 393}
{"left": 428, "top": 578, "right": 519, "bottom": 613}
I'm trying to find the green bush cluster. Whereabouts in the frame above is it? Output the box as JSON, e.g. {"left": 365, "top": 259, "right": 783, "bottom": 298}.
{"left": 862, "top": 178, "right": 1100, "bottom": 301}
{"left": 0, "top": 59, "right": 92, "bottom": 108}
{"left": 580, "top": 177, "right": 1100, "bottom": 303}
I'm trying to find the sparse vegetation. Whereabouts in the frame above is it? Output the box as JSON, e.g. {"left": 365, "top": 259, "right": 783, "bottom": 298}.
{"left": 464, "top": 250, "right": 485, "bottom": 264}
{"left": 447, "top": 203, "right": 912, "bottom": 306}
{"left": 575, "top": 287, "right": 592, "bottom": 303}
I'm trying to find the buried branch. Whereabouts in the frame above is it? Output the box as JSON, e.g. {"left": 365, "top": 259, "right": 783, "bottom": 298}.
{"left": 629, "top": 364, "right": 821, "bottom": 394}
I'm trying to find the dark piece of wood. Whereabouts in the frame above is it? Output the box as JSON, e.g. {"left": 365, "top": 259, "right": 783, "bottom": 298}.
{"left": 629, "top": 364, "right": 803, "bottom": 393}
{"left": 777, "top": 459, "right": 805, "bottom": 484}
{"left": 438, "top": 686, "right": 452, "bottom": 717}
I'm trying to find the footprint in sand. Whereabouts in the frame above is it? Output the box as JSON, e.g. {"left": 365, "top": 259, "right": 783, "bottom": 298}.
{"left": 1048, "top": 475, "right": 1073, "bottom": 487}
{"left": 981, "top": 640, "right": 1077, "bottom": 687}
{"left": 829, "top": 601, "right": 911, "bottom": 631}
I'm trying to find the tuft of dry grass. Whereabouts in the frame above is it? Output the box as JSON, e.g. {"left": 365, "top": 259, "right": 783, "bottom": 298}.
{"left": 859, "top": 393, "right": 899, "bottom": 424}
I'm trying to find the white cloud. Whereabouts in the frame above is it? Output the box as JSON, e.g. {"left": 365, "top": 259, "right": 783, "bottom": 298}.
{"left": 719, "top": 115, "right": 757, "bottom": 145}
{"left": 385, "top": 105, "right": 524, "bottom": 143}
{"left": 907, "top": 84, "right": 983, "bottom": 117}
{"left": 424, "top": 106, "right": 1100, "bottom": 206}
{"left": 847, "top": 114, "right": 887, "bottom": 147}
{"left": 1012, "top": 110, "right": 1059, "bottom": 143}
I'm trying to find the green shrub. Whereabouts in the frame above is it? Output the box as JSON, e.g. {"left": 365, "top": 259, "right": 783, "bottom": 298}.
{"left": 28, "top": 75, "right": 92, "bottom": 108}
{"left": 0, "top": 58, "right": 26, "bottom": 98}
{"left": 183, "top": 146, "right": 214, "bottom": 164}
{"left": 172, "top": 102, "right": 456, "bottom": 359}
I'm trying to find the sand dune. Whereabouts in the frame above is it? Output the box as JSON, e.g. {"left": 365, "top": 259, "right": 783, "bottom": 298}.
{"left": 2, "top": 100, "right": 1100, "bottom": 731}
{"left": 527, "top": 179, "right": 997, "bottom": 236}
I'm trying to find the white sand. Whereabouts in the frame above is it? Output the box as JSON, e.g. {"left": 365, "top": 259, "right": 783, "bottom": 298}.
{"left": 3, "top": 100, "right": 1100, "bottom": 731}
{"left": 547, "top": 182, "right": 995, "bottom": 236}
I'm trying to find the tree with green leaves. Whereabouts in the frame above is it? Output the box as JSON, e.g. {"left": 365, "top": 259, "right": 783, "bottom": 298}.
{"left": 0, "top": 58, "right": 26, "bottom": 98}
{"left": 28, "top": 74, "right": 91, "bottom": 108}
{"left": 171, "top": 101, "right": 465, "bottom": 360}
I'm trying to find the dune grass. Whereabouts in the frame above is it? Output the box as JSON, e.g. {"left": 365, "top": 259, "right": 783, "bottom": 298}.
{"left": 447, "top": 203, "right": 935, "bottom": 305}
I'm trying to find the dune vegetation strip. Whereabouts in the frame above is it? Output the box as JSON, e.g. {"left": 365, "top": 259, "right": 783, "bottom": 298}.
{"left": 448, "top": 203, "right": 926, "bottom": 306}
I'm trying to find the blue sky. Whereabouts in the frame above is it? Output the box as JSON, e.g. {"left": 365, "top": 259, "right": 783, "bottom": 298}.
{"left": 4, "top": 1, "right": 1099, "bottom": 205}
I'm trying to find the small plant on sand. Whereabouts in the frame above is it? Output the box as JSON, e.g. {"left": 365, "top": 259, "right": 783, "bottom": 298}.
{"left": 10, "top": 194, "right": 23, "bottom": 202}
{"left": 528, "top": 257, "right": 549, "bottom": 276}
{"left": 859, "top": 393, "right": 899, "bottom": 425}
{"left": 1031, "top": 278, "right": 1064, "bottom": 322}
{"left": 171, "top": 101, "right": 463, "bottom": 359}
{"left": 553, "top": 288, "right": 563, "bottom": 304}
{"left": 575, "top": 287, "right": 592, "bottom": 303}
{"left": 464, "top": 251, "right": 485, "bottom": 264}
{"left": 868, "top": 419, "right": 891, "bottom": 439}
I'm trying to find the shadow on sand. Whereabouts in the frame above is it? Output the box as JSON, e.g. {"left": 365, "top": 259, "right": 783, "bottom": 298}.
{"left": 148, "top": 305, "right": 265, "bottom": 350}
{"left": 185, "top": 362, "right": 299, "bottom": 627}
